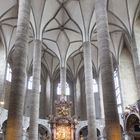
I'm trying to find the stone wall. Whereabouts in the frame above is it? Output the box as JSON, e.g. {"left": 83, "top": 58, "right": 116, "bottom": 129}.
{"left": 119, "top": 47, "right": 138, "bottom": 109}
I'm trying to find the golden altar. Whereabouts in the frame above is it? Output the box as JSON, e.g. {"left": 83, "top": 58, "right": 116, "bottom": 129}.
{"left": 49, "top": 97, "right": 77, "bottom": 140}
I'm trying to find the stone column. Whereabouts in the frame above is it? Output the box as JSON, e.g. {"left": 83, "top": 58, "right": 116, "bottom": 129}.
{"left": 29, "top": 39, "right": 41, "bottom": 140}
{"left": 83, "top": 41, "right": 97, "bottom": 140}
{"left": 73, "top": 80, "right": 78, "bottom": 116}
{"left": 5, "top": 0, "right": 31, "bottom": 139}
{"left": 60, "top": 66, "right": 66, "bottom": 97}
{"left": 50, "top": 79, "right": 54, "bottom": 114}
{"left": 95, "top": 0, "right": 122, "bottom": 140}
{"left": 0, "top": 45, "right": 6, "bottom": 104}
{"left": 98, "top": 73, "right": 105, "bottom": 119}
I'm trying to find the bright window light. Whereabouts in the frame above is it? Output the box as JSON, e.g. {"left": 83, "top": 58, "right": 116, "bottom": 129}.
{"left": 57, "top": 82, "right": 70, "bottom": 96}
{"left": 28, "top": 76, "right": 33, "bottom": 90}
{"left": 66, "top": 83, "right": 70, "bottom": 95}
{"left": 93, "top": 79, "right": 98, "bottom": 93}
{"left": 114, "top": 69, "right": 123, "bottom": 114}
{"left": 28, "top": 76, "right": 41, "bottom": 92}
{"left": 6, "top": 64, "right": 12, "bottom": 82}
{"left": 57, "top": 83, "right": 61, "bottom": 95}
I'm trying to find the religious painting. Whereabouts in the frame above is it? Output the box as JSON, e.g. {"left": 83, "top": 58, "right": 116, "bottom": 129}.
{"left": 55, "top": 124, "right": 71, "bottom": 140}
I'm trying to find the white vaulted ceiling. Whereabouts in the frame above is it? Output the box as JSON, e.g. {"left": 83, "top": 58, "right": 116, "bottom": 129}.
{"left": 0, "top": 0, "right": 140, "bottom": 80}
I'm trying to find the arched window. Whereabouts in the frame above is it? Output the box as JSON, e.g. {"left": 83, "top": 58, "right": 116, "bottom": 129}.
{"left": 6, "top": 64, "right": 12, "bottom": 82}
{"left": 66, "top": 83, "right": 70, "bottom": 95}
{"left": 92, "top": 79, "right": 98, "bottom": 93}
{"left": 28, "top": 76, "right": 41, "bottom": 91}
{"left": 114, "top": 69, "right": 123, "bottom": 114}
{"left": 57, "top": 83, "right": 61, "bottom": 95}
{"left": 28, "top": 76, "right": 33, "bottom": 90}
{"left": 92, "top": 79, "right": 100, "bottom": 118}
{"left": 57, "top": 82, "right": 70, "bottom": 96}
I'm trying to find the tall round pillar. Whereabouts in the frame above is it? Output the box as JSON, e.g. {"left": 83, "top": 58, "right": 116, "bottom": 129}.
{"left": 5, "top": 0, "right": 31, "bottom": 139}
{"left": 95, "top": 0, "right": 122, "bottom": 139}
{"left": 83, "top": 41, "right": 97, "bottom": 140}
{"left": 60, "top": 66, "right": 66, "bottom": 97}
{"left": 29, "top": 39, "right": 42, "bottom": 140}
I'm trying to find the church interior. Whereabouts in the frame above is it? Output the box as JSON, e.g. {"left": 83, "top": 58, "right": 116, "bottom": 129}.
{"left": 0, "top": 0, "right": 140, "bottom": 140}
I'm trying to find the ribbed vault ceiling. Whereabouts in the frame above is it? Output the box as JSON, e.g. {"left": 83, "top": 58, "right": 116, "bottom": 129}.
{"left": 0, "top": 0, "right": 140, "bottom": 80}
